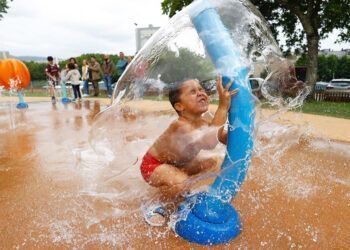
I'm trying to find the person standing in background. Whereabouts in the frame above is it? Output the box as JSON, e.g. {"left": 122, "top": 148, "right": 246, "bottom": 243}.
{"left": 102, "top": 54, "right": 115, "bottom": 98}
{"left": 65, "top": 63, "right": 82, "bottom": 101}
{"left": 90, "top": 56, "right": 102, "bottom": 97}
{"left": 45, "top": 56, "right": 60, "bottom": 104}
{"left": 116, "top": 52, "right": 128, "bottom": 80}
{"left": 127, "top": 56, "right": 133, "bottom": 65}
{"left": 81, "top": 59, "right": 90, "bottom": 97}
{"left": 69, "top": 57, "right": 78, "bottom": 69}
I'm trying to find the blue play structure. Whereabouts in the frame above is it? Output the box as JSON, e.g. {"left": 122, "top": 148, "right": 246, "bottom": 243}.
{"left": 16, "top": 90, "right": 28, "bottom": 109}
{"left": 175, "top": 1, "right": 255, "bottom": 245}
{"left": 60, "top": 76, "right": 71, "bottom": 104}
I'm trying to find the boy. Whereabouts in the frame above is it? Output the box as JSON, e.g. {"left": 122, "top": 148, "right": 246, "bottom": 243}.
{"left": 141, "top": 76, "right": 238, "bottom": 199}
{"left": 45, "top": 56, "right": 60, "bottom": 104}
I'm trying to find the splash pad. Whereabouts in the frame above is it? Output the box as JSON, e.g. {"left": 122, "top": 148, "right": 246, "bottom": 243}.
{"left": 1, "top": 0, "right": 350, "bottom": 248}
{"left": 0, "top": 100, "right": 349, "bottom": 248}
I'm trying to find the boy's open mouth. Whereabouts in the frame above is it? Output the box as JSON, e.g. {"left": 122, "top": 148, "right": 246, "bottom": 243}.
{"left": 198, "top": 97, "right": 208, "bottom": 105}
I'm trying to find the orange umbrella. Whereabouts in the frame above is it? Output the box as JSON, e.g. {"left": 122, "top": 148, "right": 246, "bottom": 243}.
{"left": 0, "top": 59, "right": 31, "bottom": 90}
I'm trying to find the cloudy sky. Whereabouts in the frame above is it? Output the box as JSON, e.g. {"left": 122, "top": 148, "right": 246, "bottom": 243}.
{"left": 0, "top": 0, "right": 349, "bottom": 59}
{"left": 0, "top": 0, "right": 169, "bottom": 58}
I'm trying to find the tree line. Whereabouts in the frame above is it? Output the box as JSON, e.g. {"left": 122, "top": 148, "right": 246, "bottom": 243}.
{"left": 296, "top": 54, "right": 350, "bottom": 82}
{"left": 25, "top": 51, "right": 350, "bottom": 85}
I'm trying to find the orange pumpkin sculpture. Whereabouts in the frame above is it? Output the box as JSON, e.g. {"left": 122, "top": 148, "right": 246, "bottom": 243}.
{"left": 0, "top": 59, "right": 31, "bottom": 90}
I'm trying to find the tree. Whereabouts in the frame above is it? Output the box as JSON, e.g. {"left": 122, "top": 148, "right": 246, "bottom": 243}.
{"left": 0, "top": 0, "right": 12, "bottom": 20}
{"left": 161, "top": 0, "right": 350, "bottom": 90}
{"left": 149, "top": 48, "right": 214, "bottom": 84}
{"left": 298, "top": 54, "right": 350, "bottom": 82}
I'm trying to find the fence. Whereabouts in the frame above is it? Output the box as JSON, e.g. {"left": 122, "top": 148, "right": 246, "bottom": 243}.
{"left": 314, "top": 90, "right": 350, "bottom": 102}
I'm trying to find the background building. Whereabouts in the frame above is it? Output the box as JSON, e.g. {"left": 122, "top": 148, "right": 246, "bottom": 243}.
{"left": 0, "top": 51, "right": 10, "bottom": 59}
{"left": 135, "top": 24, "right": 160, "bottom": 52}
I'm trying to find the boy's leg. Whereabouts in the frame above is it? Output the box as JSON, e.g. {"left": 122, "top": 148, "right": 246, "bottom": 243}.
{"left": 149, "top": 164, "right": 190, "bottom": 200}
{"left": 184, "top": 156, "right": 221, "bottom": 176}
{"left": 49, "top": 80, "right": 55, "bottom": 97}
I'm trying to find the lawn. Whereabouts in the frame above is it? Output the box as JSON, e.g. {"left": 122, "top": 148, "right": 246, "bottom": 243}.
{"left": 202, "top": 98, "right": 350, "bottom": 119}
{"left": 299, "top": 100, "right": 350, "bottom": 119}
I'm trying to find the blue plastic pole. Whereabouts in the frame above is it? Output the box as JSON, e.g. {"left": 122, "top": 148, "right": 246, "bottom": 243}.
{"left": 175, "top": 1, "right": 255, "bottom": 245}
{"left": 60, "top": 76, "right": 71, "bottom": 103}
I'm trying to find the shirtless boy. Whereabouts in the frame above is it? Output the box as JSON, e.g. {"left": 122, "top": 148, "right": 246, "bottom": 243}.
{"left": 140, "top": 76, "right": 238, "bottom": 199}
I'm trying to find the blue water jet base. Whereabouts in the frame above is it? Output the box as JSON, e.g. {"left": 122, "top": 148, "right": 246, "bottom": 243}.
{"left": 61, "top": 97, "right": 71, "bottom": 104}
{"left": 175, "top": 192, "right": 241, "bottom": 245}
{"left": 16, "top": 102, "right": 28, "bottom": 109}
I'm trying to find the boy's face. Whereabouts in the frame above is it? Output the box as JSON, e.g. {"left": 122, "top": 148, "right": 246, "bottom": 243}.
{"left": 176, "top": 80, "right": 209, "bottom": 115}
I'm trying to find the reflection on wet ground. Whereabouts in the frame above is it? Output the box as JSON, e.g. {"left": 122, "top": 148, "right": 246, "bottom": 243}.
{"left": 0, "top": 100, "right": 349, "bottom": 248}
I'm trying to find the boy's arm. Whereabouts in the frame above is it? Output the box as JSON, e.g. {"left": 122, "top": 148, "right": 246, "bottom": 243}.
{"left": 218, "top": 126, "right": 227, "bottom": 145}
{"left": 45, "top": 68, "right": 54, "bottom": 80}
{"left": 198, "top": 76, "right": 237, "bottom": 147}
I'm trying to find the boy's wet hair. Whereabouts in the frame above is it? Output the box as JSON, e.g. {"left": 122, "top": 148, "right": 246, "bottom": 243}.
{"left": 168, "top": 78, "right": 199, "bottom": 113}
{"left": 47, "top": 56, "right": 53, "bottom": 62}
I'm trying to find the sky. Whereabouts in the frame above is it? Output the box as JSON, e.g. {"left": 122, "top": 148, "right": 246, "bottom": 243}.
{"left": 0, "top": 0, "right": 349, "bottom": 59}
{"left": 0, "top": 0, "right": 169, "bottom": 58}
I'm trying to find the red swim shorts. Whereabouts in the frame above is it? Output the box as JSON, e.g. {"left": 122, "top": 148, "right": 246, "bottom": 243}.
{"left": 140, "top": 152, "right": 162, "bottom": 183}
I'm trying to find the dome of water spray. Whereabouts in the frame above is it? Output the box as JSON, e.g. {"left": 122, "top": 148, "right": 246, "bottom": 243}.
{"left": 85, "top": 0, "right": 312, "bottom": 233}
{"left": 89, "top": 0, "right": 310, "bottom": 191}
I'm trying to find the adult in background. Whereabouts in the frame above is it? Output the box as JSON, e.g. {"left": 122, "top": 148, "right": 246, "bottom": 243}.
{"left": 102, "top": 54, "right": 115, "bottom": 98}
{"left": 116, "top": 52, "right": 128, "bottom": 80}
{"left": 45, "top": 56, "right": 60, "bottom": 104}
{"left": 90, "top": 56, "right": 102, "bottom": 97}
{"left": 81, "top": 59, "right": 90, "bottom": 97}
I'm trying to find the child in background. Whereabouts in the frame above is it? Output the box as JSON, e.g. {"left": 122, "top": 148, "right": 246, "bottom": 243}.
{"left": 65, "top": 63, "right": 82, "bottom": 101}
{"left": 45, "top": 56, "right": 60, "bottom": 104}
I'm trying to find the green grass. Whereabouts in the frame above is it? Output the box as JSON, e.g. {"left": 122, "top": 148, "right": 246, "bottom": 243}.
{"left": 205, "top": 99, "right": 350, "bottom": 119}
{"left": 143, "top": 95, "right": 168, "bottom": 101}
{"left": 259, "top": 100, "right": 350, "bottom": 119}
{"left": 299, "top": 101, "right": 350, "bottom": 119}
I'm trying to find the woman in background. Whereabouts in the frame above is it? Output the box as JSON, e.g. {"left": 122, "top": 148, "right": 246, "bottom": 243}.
{"left": 81, "top": 59, "right": 90, "bottom": 96}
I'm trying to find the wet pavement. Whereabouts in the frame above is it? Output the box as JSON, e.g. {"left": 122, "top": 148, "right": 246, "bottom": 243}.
{"left": 0, "top": 100, "right": 349, "bottom": 249}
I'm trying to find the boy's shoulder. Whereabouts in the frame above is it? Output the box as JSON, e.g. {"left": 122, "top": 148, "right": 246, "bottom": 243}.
{"left": 168, "top": 119, "right": 194, "bottom": 134}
